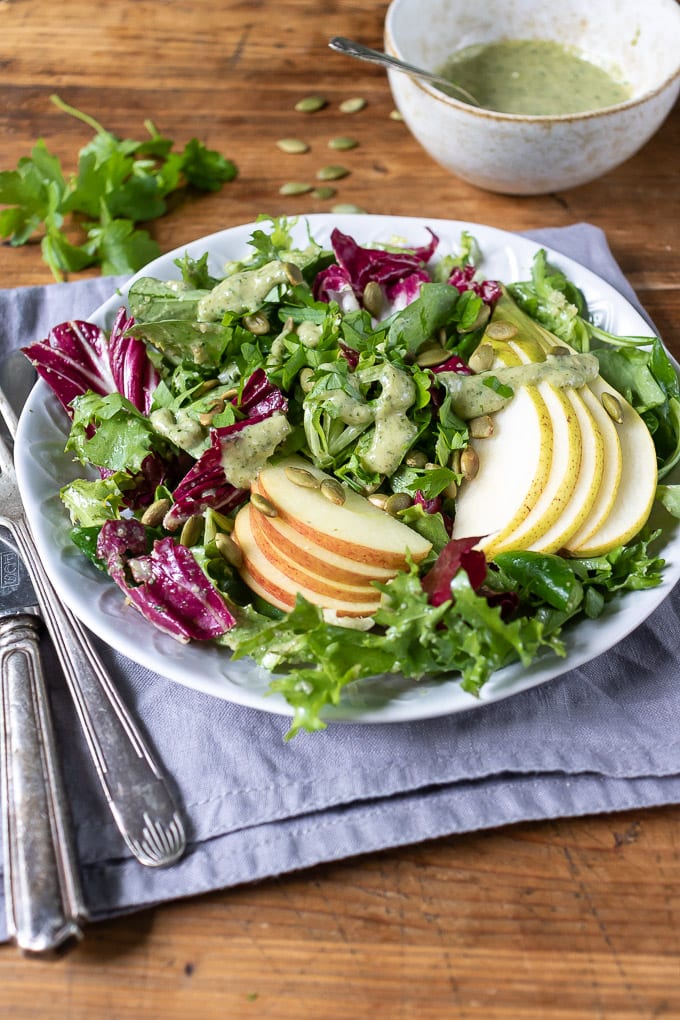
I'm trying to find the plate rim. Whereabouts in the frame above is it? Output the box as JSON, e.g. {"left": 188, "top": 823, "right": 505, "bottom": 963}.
{"left": 15, "top": 213, "right": 680, "bottom": 724}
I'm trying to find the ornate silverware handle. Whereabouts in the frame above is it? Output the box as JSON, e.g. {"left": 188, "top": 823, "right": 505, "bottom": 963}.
{"left": 12, "top": 517, "right": 186, "bottom": 868}
{"left": 0, "top": 614, "right": 86, "bottom": 954}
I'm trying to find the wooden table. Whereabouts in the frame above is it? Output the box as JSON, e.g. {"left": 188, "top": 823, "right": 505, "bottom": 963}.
{"left": 1, "top": 1, "right": 679, "bottom": 1015}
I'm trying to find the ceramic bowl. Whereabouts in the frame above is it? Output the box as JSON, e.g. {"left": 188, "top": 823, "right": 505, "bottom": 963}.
{"left": 384, "top": 0, "right": 680, "bottom": 194}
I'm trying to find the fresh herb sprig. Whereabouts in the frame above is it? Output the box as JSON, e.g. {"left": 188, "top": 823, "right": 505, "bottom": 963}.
{"left": 0, "top": 95, "right": 237, "bottom": 281}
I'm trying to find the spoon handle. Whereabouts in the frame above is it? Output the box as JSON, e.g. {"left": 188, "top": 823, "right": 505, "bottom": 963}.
{"left": 328, "top": 36, "right": 479, "bottom": 106}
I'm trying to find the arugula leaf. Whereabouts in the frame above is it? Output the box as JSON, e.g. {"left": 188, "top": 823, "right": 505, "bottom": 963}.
{"left": 0, "top": 95, "right": 237, "bottom": 280}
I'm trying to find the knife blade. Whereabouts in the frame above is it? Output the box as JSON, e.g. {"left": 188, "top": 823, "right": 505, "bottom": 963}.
{"left": 0, "top": 531, "right": 86, "bottom": 956}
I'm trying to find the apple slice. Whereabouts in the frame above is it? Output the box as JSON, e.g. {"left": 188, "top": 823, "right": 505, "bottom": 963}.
{"left": 567, "top": 377, "right": 657, "bottom": 556}
{"left": 233, "top": 504, "right": 382, "bottom": 618}
{"left": 256, "top": 458, "right": 431, "bottom": 569}
{"left": 452, "top": 383, "right": 554, "bottom": 543}
{"left": 250, "top": 495, "right": 398, "bottom": 585}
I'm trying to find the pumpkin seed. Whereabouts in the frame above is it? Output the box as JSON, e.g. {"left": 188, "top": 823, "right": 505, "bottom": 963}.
{"left": 485, "top": 321, "right": 518, "bottom": 341}
{"left": 460, "top": 447, "right": 480, "bottom": 481}
{"left": 195, "top": 378, "right": 220, "bottom": 395}
{"left": 416, "top": 345, "right": 451, "bottom": 368}
{"left": 316, "top": 164, "right": 350, "bottom": 181}
{"left": 368, "top": 493, "right": 389, "bottom": 510}
{"left": 550, "top": 345, "right": 571, "bottom": 357}
{"left": 328, "top": 136, "right": 358, "bottom": 151}
{"left": 389, "top": 109, "right": 404, "bottom": 121}
{"left": 459, "top": 303, "right": 491, "bottom": 334}
{"left": 362, "top": 280, "right": 384, "bottom": 318}
{"left": 330, "top": 203, "right": 366, "bottom": 214}
{"left": 320, "top": 478, "right": 346, "bottom": 505}
{"left": 276, "top": 138, "right": 310, "bottom": 154}
{"left": 450, "top": 449, "right": 461, "bottom": 474}
{"left": 180, "top": 514, "right": 203, "bottom": 547}
{"left": 140, "top": 497, "right": 171, "bottom": 528}
{"left": 209, "top": 508, "right": 234, "bottom": 533}
{"left": 385, "top": 492, "right": 413, "bottom": 516}
{"left": 469, "top": 414, "right": 494, "bottom": 439}
{"left": 601, "top": 391, "right": 624, "bottom": 424}
{"left": 295, "top": 95, "right": 326, "bottom": 113}
{"left": 467, "top": 342, "right": 495, "bottom": 373}
{"left": 243, "top": 311, "right": 270, "bottom": 335}
{"left": 251, "top": 492, "right": 278, "bottom": 517}
{"left": 311, "top": 185, "right": 337, "bottom": 200}
{"left": 340, "top": 97, "right": 366, "bottom": 113}
{"left": 299, "top": 367, "right": 315, "bottom": 393}
{"left": 284, "top": 465, "right": 321, "bottom": 490}
{"left": 404, "top": 450, "right": 428, "bottom": 468}
{"left": 283, "top": 262, "right": 303, "bottom": 286}
{"left": 279, "top": 181, "right": 313, "bottom": 196}
{"left": 443, "top": 479, "right": 458, "bottom": 500}
{"left": 215, "top": 531, "right": 243, "bottom": 568}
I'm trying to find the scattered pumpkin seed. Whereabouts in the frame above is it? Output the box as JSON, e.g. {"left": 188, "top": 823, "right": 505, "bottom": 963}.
{"left": 449, "top": 449, "right": 461, "bottom": 474}
{"left": 485, "top": 321, "right": 518, "bottom": 341}
{"left": 328, "top": 136, "right": 358, "bottom": 151}
{"left": 276, "top": 138, "right": 310, "bottom": 154}
{"left": 209, "top": 508, "right": 234, "bottom": 533}
{"left": 340, "top": 97, "right": 366, "bottom": 113}
{"left": 362, "top": 280, "right": 384, "bottom": 318}
{"left": 243, "top": 311, "right": 270, "bottom": 335}
{"left": 443, "top": 479, "right": 458, "bottom": 500}
{"left": 459, "top": 303, "right": 491, "bottom": 334}
{"left": 416, "top": 344, "right": 451, "bottom": 368}
{"left": 299, "top": 367, "right": 315, "bottom": 393}
{"left": 215, "top": 531, "right": 243, "bottom": 568}
{"left": 279, "top": 181, "right": 313, "bottom": 196}
{"left": 385, "top": 492, "right": 413, "bottom": 516}
{"left": 316, "top": 164, "right": 350, "bottom": 181}
{"left": 284, "top": 465, "right": 321, "bottom": 489}
{"left": 251, "top": 492, "right": 278, "bottom": 517}
{"left": 320, "top": 478, "right": 346, "bottom": 505}
{"left": 460, "top": 447, "right": 480, "bottom": 481}
{"left": 195, "top": 378, "right": 220, "bottom": 396}
{"left": 283, "top": 262, "right": 304, "bottom": 286}
{"left": 180, "top": 514, "right": 203, "bottom": 547}
{"left": 330, "top": 203, "right": 366, "bottom": 214}
{"left": 368, "top": 492, "right": 389, "bottom": 510}
{"left": 141, "top": 497, "right": 171, "bottom": 528}
{"left": 311, "top": 185, "right": 337, "bottom": 200}
{"left": 469, "top": 414, "right": 494, "bottom": 439}
{"left": 550, "top": 345, "right": 571, "bottom": 357}
{"left": 467, "top": 342, "right": 495, "bottom": 373}
{"left": 404, "top": 450, "right": 428, "bottom": 469}
{"left": 295, "top": 95, "right": 327, "bottom": 113}
{"left": 601, "top": 391, "right": 624, "bottom": 424}
{"left": 389, "top": 109, "right": 404, "bottom": 121}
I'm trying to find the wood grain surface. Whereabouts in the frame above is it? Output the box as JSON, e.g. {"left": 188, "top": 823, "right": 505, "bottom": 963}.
{"left": 1, "top": 1, "right": 679, "bottom": 1016}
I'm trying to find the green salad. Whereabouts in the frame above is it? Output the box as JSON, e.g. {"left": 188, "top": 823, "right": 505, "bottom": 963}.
{"left": 23, "top": 217, "right": 680, "bottom": 736}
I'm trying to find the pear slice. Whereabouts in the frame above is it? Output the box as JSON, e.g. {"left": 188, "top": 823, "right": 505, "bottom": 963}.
{"left": 451, "top": 384, "right": 554, "bottom": 542}
{"left": 567, "top": 378, "right": 657, "bottom": 556}
{"left": 233, "top": 504, "right": 382, "bottom": 618}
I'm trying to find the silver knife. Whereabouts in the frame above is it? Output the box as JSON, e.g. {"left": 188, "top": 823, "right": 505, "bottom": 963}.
{"left": 0, "top": 351, "right": 186, "bottom": 871}
{"left": 0, "top": 527, "right": 86, "bottom": 954}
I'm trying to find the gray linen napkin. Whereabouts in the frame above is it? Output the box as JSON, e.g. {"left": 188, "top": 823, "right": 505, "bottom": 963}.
{"left": 1, "top": 224, "right": 679, "bottom": 938}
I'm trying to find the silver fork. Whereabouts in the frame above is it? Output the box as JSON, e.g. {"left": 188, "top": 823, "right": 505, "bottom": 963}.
{"left": 0, "top": 387, "right": 187, "bottom": 880}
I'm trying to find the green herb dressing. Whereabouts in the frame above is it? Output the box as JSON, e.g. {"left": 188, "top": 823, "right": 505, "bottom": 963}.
{"left": 439, "top": 39, "right": 631, "bottom": 115}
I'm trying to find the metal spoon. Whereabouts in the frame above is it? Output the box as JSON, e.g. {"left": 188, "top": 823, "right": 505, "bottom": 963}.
{"left": 328, "top": 37, "right": 480, "bottom": 107}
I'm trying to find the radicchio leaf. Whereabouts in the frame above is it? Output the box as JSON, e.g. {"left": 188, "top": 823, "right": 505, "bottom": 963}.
{"left": 23, "top": 320, "right": 115, "bottom": 415}
{"left": 97, "top": 519, "right": 235, "bottom": 642}
{"left": 448, "top": 264, "right": 502, "bottom": 304}
{"left": 421, "top": 536, "right": 486, "bottom": 607}
{"left": 108, "top": 307, "right": 160, "bottom": 415}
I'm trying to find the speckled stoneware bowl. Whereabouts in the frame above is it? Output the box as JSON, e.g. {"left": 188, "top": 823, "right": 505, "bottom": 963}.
{"left": 384, "top": 0, "right": 680, "bottom": 194}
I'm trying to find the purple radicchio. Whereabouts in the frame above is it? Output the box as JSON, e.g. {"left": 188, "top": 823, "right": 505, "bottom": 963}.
{"left": 448, "top": 264, "right": 502, "bottom": 305}
{"left": 164, "top": 369, "right": 288, "bottom": 529}
{"left": 97, "top": 519, "right": 235, "bottom": 642}
{"left": 313, "top": 227, "right": 439, "bottom": 318}
{"left": 23, "top": 306, "right": 159, "bottom": 417}
{"left": 421, "top": 536, "right": 487, "bottom": 607}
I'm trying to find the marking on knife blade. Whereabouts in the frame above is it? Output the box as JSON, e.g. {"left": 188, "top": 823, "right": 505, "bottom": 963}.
{"left": 0, "top": 549, "right": 21, "bottom": 596}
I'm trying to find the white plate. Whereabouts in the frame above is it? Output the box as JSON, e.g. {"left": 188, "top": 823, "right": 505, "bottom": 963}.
{"left": 15, "top": 214, "right": 680, "bottom": 724}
